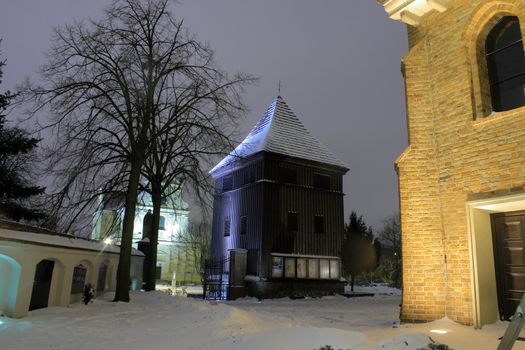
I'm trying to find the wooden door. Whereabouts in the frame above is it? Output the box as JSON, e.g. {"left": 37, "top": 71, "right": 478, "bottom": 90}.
{"left": 491, "top": 211, "right": 525, "bottom": 320}
{"left": 29, "top": 259, "right": 55, "bottom": 311}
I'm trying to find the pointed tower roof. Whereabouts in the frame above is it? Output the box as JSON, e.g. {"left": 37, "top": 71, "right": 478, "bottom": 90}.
{"left": 210, "top": 96, "right": 348, "bottom": 174}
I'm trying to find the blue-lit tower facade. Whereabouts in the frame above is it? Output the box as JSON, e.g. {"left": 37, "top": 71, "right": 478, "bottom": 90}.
{"left": 210, "top": 96, "right": 348, "bottom": 297}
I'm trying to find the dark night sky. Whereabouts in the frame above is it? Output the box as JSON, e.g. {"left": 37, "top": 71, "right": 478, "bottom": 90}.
{"left": 0, "top": 0, "right": 408, "bottom": 231}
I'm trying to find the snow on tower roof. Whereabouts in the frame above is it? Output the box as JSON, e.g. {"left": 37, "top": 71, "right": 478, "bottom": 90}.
{"left": 210, "top": 96, "right": 348, "bottom": 174}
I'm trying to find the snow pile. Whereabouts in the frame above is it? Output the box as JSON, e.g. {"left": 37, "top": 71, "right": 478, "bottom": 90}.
{"left": 237, "top": 327, "right": 366, "bottom": 350}
{"left": 244, "top": 274, "right": 261, "bottom": 282}
{"left": 1, "top": 288, "right": 524, "bottom": 350}
{"left": 351, "top": 283, "right": 402, "bottom": 296}
{"left": 379, "top": 333, "right": 437, "bottom": 349}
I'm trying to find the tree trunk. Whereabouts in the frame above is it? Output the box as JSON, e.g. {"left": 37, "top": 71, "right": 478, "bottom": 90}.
{"left": 144, "top": 183, "right": 162, "bottom": 291}
{"left": 113, "top": 157, "right": 143, "bottom": 302}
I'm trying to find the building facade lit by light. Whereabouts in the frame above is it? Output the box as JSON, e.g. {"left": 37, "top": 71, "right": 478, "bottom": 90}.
{"left": 378, "top": 0, "right": 525, "bottom": 327}
{"left": 91, "top": 186, "right": 196, "bottom": 286}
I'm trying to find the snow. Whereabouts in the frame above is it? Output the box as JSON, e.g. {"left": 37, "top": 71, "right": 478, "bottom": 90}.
{"left": 351, "top": 284, "right": 402, "bottom": 296}
{"left": 244, "top": 275, "right": 261, "bottom": 282}
{"left": 378, "top": 333, "right": 436, "bottom": 349}
{"left": 2, "top": 287, "right": 525, "bottom": 350}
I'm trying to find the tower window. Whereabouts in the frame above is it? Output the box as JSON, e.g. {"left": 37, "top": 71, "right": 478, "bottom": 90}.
{"left": 159, "top": 216, "right": 166, "bottom": 230}
{"left": 279, "top": 167, "right": 297, "bottom": 185}
{"left": 485, "top": 16, "right": 525, "bottom": 112}
{"left": 243, "top": 168, "right": 255, "bottom": 185}
{"left": 240, "top": 216, "right": 247, "bottom": 235}
{"left": 314, "top": 215, "right": 325, "bottom": 234}
{"left": 314, "top": 173, "right": 330, "bottom": 190}
{"left": 222, "top": 175, "right": 233, "bottom": 191}
{"left": 224, "top": 217, "right": 231, "bottom": 237}
{"left": 287, "top": 212, "right": 298, "bottom": 232}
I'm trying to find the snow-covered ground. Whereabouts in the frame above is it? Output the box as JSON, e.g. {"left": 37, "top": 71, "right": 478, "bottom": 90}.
{"left": 1, "top": 286, "right": 524, "bottom": 350}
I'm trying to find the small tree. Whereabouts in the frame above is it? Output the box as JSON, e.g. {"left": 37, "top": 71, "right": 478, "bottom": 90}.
{"left": 340, "top": 211, "right": 377, "bottom": 291}
{"left": 0, "top": 48, "right": 45, "bottom": 221}
{"left": 177, "top": 220, "right": 211, "bottom": 283}
{"left": 345, "top": 211, "right": 371, "bottom": 239}
{"left": 341, "top": 235, "right": 376, "bottom": 291}
{"left": 377, "top": 212, "right": 401, "bottom": 288}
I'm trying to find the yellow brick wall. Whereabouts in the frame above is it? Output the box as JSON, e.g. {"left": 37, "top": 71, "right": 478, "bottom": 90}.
{"left": 397, "top": 0, "right": 525, "bottom": 325}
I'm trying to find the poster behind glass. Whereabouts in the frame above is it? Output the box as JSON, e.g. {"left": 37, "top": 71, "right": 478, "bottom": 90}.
{"left": 272, "top": 257, "right": 283, "bottom": 278}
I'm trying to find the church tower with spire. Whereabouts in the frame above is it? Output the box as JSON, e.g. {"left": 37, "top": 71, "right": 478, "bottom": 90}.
{"left": 209, "top": 96, "right": 349, "bottom": 298}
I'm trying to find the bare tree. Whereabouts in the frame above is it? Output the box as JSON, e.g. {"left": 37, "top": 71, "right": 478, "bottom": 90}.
{"left": 378, "top": 212, "right": 401, "bottom": 288}
{"left": 26, "top": 0, "right": 253, "bottom": 301}
{"left": 176, "top": 220, "right": 211, "bottom": 283}
{"left": 139, "top": 60, "right": 250, "bottom": 290}
{"left": 378, "top": 213, "right": 400, "bottom": 253}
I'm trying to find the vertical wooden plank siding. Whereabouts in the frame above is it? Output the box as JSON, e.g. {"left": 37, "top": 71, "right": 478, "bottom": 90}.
{"left": 210, "top": 152, "right": 347, "bottom": 279}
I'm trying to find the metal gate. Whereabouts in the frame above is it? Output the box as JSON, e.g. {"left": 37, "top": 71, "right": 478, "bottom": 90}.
{"left": 203, "top": 256, "right": 230, "bottom": 300}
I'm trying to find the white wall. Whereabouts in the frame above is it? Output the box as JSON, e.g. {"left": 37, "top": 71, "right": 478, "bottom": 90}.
{"left": 0, "top": 233, "right": 143, "bottom": 318}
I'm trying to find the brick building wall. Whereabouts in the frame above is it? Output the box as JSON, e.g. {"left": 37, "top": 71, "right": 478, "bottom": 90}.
{"left": 382, "top": 0, "right": 525, "bottom": 325}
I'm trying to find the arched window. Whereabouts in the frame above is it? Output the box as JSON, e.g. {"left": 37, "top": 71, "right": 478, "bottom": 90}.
{"left": 485, "top": 16, "right": 525, "bottom": 112}
{"left": 71, "top": 264, "right": 87, "bottom": 294}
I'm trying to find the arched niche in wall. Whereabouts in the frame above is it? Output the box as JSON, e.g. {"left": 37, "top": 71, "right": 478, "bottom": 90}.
{"left": 0, "top": 254, "right": 21, "bottom": 316}
{"left": 70, "top": 259, "right": 94, "bottom": 295}
{"left": 29, "top": 257, "right": 66, "bottom": 311}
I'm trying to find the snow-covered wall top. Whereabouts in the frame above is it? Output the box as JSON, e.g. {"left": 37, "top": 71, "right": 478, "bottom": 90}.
{"left": 0, "top": 224, "right": 144, "bottom": 256}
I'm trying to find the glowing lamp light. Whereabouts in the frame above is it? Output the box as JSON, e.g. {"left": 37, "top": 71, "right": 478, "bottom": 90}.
{"left": 104, "top": 237, "right": 113, "bottom": 245}
{"left": 430, "top": 329, "right": 449, "bottom": 334}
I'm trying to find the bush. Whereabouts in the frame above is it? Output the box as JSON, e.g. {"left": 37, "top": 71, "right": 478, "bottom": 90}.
{"left": 82, "top": 283, "right": 95, "bottom": 305}
{"left": 354, "top": 255, "right": 400, "bottom": 287}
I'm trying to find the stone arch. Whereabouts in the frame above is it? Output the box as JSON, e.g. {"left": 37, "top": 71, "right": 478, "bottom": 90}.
{"left": 96, "top": 259, "right": 112, "bottom": 292}
{"left": 0, "top": 254, "right": 21, "bottom": 317}
{"left": 29, "top": 257, "right": 66, "bottom": 310}
{"left": 69, "top": 259, "right": 95, "bottom": 304}
{"left": 71, "top": 259, "right": 95, "bottom": 291}
{"left": 463, "top": 1, "right": 525, "bottom": 119}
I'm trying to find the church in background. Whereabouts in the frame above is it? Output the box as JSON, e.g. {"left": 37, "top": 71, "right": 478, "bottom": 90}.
{"left": 91, "top": 186, "right": 199, "bottom": 286}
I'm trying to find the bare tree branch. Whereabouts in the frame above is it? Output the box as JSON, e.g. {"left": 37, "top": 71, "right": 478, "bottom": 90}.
{"left": 23, "top": 0, "right": 255, "bottom": 300}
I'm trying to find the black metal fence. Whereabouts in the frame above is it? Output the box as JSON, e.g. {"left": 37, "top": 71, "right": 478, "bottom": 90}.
{"left": 203, "top": 256, "right": 230, "bottom": 300}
